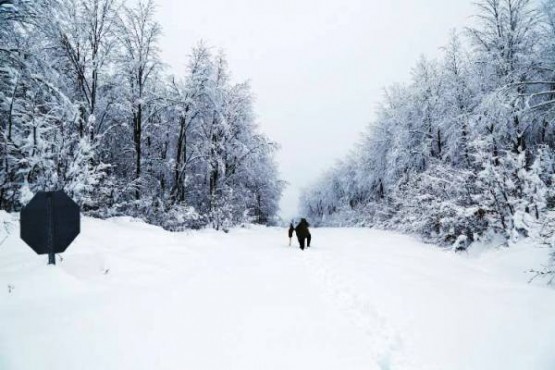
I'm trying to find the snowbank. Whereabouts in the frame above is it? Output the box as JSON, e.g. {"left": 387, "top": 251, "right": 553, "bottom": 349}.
{"left": 1, "top": 216, "right": 554, "bottom": 370}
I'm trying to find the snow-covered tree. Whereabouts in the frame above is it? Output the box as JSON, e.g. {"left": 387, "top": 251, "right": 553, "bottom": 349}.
{"left": 301, "top": 0, "right": 555, "bottom": 247}
{"left": 0, "top": 0, "right": 284, "bottom": 229}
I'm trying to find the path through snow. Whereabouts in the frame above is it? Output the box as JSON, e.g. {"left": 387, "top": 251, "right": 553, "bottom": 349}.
{"left": 1, "top": 214, "right": 554, "bottom": 369}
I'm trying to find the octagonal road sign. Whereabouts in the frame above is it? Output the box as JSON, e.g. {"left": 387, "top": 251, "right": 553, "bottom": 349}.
{"left": 20, "top": 190, "right": 80, "bottom": 265}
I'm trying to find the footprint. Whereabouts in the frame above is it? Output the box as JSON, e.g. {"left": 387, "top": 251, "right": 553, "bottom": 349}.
{"left": 301, "top": 252, "right": 408, "bottom": 369}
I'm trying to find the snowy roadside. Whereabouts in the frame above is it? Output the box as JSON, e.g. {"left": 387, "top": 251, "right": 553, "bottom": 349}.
{"left": 1, "top": 213, "right": 554, "bottom": 370}
{"left": 299, "top": 228, "right": 555, "bottom": 369}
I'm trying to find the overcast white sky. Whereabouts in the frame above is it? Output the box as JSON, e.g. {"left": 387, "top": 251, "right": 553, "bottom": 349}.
{"left": 155, "top": 0, "right": 476, "bottom": 219}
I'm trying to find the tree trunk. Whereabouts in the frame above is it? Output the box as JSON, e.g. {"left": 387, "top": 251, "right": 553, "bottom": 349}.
{"left": 436, "top": 128, "right": 442, "bottom": 158}
{"left": 134, "top": 103, "right": 142, "bottom": 200}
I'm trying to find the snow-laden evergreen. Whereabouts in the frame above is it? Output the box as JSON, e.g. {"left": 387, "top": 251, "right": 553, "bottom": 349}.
{"left": 301, "top": 0, "right": 555, "bottom": 248}
{"left": 0, "top": 0, "right": 285, "bottom": 229}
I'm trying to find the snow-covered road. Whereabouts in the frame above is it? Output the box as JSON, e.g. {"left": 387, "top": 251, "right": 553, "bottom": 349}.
{"left": 1, "top": 214, "right": 554, "bottom": 370}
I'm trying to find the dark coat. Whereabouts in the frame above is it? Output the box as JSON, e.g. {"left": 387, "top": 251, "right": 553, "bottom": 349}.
{"left": 295, "top": 218, "right": 311, "bottom": 238}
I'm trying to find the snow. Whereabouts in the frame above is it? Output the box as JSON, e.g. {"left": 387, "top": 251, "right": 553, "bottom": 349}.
{"left": 1, "top": 212, "right": 554, "bottom": 370}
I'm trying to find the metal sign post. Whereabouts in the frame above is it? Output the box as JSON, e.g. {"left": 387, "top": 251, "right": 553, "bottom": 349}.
{"left": 47, "top": 192, "right": 55, "bottom": 265}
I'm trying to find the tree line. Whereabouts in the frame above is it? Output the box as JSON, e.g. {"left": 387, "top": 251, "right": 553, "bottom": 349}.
{"left": 301, "top": 0, "right": 555, "bottom": 247}
{"left": 0, "top": 0, "right": 285, "bottom": 230}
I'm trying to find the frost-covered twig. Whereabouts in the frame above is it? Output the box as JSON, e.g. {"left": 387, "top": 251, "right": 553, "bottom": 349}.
{"left": 528, "top": 268, "right": 555, "bottom": 285}
{"left": 529, "top": 250, "right": 555, "bottom": 285}
{"left": 0, "top": 220, "right": 12, "bottom": 247}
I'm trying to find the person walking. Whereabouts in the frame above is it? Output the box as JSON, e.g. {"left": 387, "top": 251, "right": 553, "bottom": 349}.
{"left": 295, "top": 218, "right": 311, "bottom": 250}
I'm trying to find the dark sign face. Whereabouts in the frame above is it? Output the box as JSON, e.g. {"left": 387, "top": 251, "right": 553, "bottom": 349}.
{"left": 20, "top": 191, "right": 80, "bottom": 255}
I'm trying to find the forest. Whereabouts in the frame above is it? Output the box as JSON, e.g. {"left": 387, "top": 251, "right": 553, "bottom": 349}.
{"left": 0, "top": 0, "right": 285, "bottom": 230}
{"left": 301, "top": 0, "right": 555, "bottom": 248}
{"left": 2, "top": 1, "right": 555, "bottom": 368}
